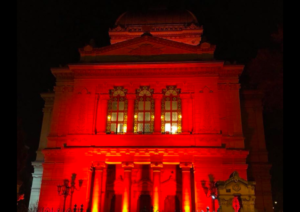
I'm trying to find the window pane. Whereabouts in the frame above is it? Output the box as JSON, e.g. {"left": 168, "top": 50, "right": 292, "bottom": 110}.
{"left": 118, "top": 112, "right": 124, "bottom": 121}
{"left": 172, "top": 101, "right": 177, "bottom": 110}
{"left": 165, "top": 123, "right": 170, "bottom": 132}
{"left": 145, "top": 124, "right": 150, "bottom": 132}
{"left": 165, "top": 101, "right": 170, "bottom": 110}
{"left": 112, "top": 101, "right": 117, "bottom": 110}
{"left": 111, "top": 124, "right": 116, "bottom": 132}
{"left": 138, "top": 101, "right": 144, "bottom": 110}
{"left": 172, "top": 112, "right": 178, "bottom": 121}
{"left": 145, "top": 101, "right": 151, "bottom": 110}
{"left": 118, "top": 124, "right": 123, "bottom": 133}
{"left": 145, "top": 112, "right": 150, "bottom": 121}
{"left": 138, "top": 112, "right": 144, "bottom": 121}
{"left": 138, "top": 123, "right": 143, "bottom": 132}
{"left": 111, "top": 112, "right": 117, "bottom": 121}
{"left": 171, "top": 123, "right": 177, "bottom": 134}
{"left": 165, "top": 112, "right": 170, "bottom": 121}
{"left": 119, "top": 101, "right": 124, "bottom": 110}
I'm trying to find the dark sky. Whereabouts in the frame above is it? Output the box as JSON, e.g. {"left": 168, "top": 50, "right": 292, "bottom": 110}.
{"left": 17, "top": 0, "right": 282, "bottom": 207}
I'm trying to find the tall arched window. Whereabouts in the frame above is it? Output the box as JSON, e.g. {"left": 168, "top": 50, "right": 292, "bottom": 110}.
{"left": 107, "top": 86, "right": 128, "bottom": 134}
{"left": 161, "top": 86, "right": 182, "bottom": 134}
{"left": 134, "top": 86, "right": 154, "bottom": 133}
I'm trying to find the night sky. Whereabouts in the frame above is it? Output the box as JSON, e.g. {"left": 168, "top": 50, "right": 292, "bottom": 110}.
{"left": 17, "top": 0, "right": 283, "bottom": 209}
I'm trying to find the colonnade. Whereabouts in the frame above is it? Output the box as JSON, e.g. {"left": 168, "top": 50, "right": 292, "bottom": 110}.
{"left": 87, "top": 162, "right": 194, "bottom": 212}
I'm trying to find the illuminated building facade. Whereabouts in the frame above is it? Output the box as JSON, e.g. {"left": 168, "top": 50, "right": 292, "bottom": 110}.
{"left": 29, "top": 9, "right": 273, "bottom": 212}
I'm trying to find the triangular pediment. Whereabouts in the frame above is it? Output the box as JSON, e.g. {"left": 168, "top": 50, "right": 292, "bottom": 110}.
{"left": 216, "top": 171, "right": 256, "bottom": 196}
{"left": 79, "top": 35, "right": 215, "bottom": 57}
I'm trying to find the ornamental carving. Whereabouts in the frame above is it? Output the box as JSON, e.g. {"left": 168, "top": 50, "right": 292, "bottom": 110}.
{"left": 232, "top": 183, "right": 241, "bottom": 191}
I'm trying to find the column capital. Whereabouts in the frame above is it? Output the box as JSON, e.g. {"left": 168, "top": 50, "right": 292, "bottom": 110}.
{"left": 122, "top": 162, "right": 134, "bottom": 170}
{"left": 180, "top": 162, "right": 193, "bottom": 170}
{"left": 93, "top": 161, "right": 106, "bottom": 170}
{"left": 150, "top": 162, "right": 163, "bottom": 171}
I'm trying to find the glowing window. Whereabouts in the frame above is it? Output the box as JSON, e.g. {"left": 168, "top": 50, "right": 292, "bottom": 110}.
{"left": 107, "top": 86, "right": 128, "bottom": 134}
{"left": 134, "top": 86, "right": 154, "bottom": 134}
{"left": 161, "top": 86, "right": 182, "bottom": 134}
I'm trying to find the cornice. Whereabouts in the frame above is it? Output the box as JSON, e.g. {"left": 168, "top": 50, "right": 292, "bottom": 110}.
{"left": 51, "top": 68, "right": 74, "bottom": 80}
{"left": 219, "top": 65, "right": 244, "bottom": 77}
{"left": 79, "top": 35, "right": 215, "bottom": 56}
{"left": 42, "top": 146, "right": 248, "bottom": 159}
{"left": 50, "top": 62, "right": 243, "bottom": 79}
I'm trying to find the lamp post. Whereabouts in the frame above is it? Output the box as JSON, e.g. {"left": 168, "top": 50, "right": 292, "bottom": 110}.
{"left": 57, "top": 177, "right": 83, "bottom": 212}
{"left": 209, "top": 180, "right": 217, "bottom": 212}
{"left": 57, "top": 179, "right": 73, "bottom": 212}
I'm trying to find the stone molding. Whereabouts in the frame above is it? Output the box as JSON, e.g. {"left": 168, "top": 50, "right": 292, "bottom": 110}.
{"left": 42, "top": 147, "right": 248, "bottom": 161}
{"left": 79, "top": 35, "right": 215, "bottom": 56}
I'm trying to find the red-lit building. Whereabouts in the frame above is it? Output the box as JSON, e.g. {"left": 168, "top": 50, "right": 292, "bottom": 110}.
{"left": 29, "top": 9, "right": 273, "bottom": 212}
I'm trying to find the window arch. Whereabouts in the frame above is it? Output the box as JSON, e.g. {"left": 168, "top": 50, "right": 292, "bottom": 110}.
{"left": 161, "top": 86, "right": 182, "bottom": 134}
{"left": 107, "top": 86, "right": 128, "bottom": 134}
{"left": 134, "top": 86, "right": 155, "bottom": 133}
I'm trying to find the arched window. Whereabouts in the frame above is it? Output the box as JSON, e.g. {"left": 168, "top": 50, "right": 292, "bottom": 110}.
{"left": 134, "top": 86, "right": 154, "bottom": 133}
{"left": 107, "top": 86, "right": 128, "bottom": 134}
{"left": 161, "top": 86, "right": 182, "bottom": 134}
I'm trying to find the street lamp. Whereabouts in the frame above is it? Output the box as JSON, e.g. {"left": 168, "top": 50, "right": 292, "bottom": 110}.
{"left": 209, "top": 181, "right": 217, "bottom": 212}
{"left": 57, "top": 179, "right": 77, "bottom": 212}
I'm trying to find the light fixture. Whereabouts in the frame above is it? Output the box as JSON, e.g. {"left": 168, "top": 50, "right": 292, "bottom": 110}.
{"left": 107, "top": 115, "right": 111, "bottom": 120}
{"left": 178, "top": 115, "right": 182, "bottom": 119}
{"left": 134, "top": 114, "right": 137, "bottom": 118}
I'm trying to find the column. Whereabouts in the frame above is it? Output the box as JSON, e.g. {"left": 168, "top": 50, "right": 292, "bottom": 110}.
{"left": 122, "top": 162, "right": 134, "bottom": 212}
{"left": 97, "top": 94, "right": 109, "bottom": 134}
{"left": 180, "top": 163, "right": 192, "bottom": 212}
{"left": 86, "top": 165, "right": 94, "bottom": 211}
{"left": 127, "top": 94, "right": 135, "bottom": 134}
{"left": 151, "top": 162, "right": 163, "bottom": 212}
{"left": 153, "top": 94, "right": 162, "bottom": 134}
{"left": 28, "top": 162, "right": 43, "bottom": 209}
{"left": 91, "top": 162, "right": 106, "bottom": 212}
{"left": 193, "top": 165, "right": 200, "bottom": 212}
{"left": 181, "top": 94, "right": 190, "bottom": 134}
{"left": 190, "top": 94, "right": 195, "bottom": 134}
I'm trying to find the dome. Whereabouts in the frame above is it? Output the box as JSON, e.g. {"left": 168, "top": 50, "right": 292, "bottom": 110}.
{"left": 115, "top": 9, "right": 198, "bottom": 26}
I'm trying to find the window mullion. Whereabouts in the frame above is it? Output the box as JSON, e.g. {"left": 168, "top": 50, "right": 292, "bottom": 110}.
{"left": 170, "top": 97, "right": 173, "bottom": 130}
{"left": 143, "top": 98, "right": 146, "bottom": 132}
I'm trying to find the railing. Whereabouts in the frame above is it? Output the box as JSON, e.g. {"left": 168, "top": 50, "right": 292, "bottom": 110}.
{"left": 29, "top": 204, "right": 85, "bottom": 212}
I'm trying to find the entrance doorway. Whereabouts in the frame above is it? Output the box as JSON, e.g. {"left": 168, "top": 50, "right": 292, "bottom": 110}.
{"left": 138, "top": 194, "right": 152, "bottom": 212}
{"left": 110, "top": 194, "right": 122, "bottom": 212}
{"left": 164, "top": 195, "right": 180, "bottom": 212}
